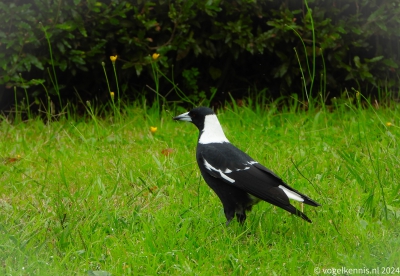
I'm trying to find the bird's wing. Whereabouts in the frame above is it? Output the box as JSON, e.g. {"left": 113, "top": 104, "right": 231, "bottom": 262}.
{"left": 199, "top": 144, "right": 292, "bottom": 207}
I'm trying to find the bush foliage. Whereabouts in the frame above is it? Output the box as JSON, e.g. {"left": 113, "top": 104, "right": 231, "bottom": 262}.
{"left": 1, "top": 0, "right": 399, "bottom": 110}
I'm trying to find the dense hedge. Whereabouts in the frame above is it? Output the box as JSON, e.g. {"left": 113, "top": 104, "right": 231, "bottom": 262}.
{"left": 1, "top": 0, "right": 399, "bottom": 110}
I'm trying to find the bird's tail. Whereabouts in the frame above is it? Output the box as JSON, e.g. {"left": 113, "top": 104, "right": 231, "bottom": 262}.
{"left": 283, "top": 204, "right": 313, "bottom": 223}
{"left": 301, "top": 196, "right": 320, "bottom": 207}
{"left": 278, "top": 185, "right": 320, "bottom": 207}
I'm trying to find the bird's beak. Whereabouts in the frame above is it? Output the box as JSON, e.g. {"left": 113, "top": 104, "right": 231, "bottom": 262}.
{"left": 173, "top": 111, "right": 192, "bottom": 122}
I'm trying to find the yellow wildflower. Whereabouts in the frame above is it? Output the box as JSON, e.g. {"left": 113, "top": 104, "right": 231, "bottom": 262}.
{"left": 110, "top": 55, "right": 118, "bottom": 62}
{"left": 152, "top": 53, "right": 160, "bottom": 60}
{"left": 386, "top": 122, "right": 393, "bottom": 127}
{"left": 150, "top": 126, "right": 157, "bottom": 133}
{"left": 110, "top": 92, "right": 115, "bottom": 99}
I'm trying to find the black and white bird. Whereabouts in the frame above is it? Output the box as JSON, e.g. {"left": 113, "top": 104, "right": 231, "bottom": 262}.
{"left": 173, "top": 107, "right": 320, "bottom": 225}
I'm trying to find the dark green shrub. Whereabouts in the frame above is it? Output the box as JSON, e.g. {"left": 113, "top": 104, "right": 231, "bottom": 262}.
{"left": 1, "top": 0, "right": 399, "bottom": 111}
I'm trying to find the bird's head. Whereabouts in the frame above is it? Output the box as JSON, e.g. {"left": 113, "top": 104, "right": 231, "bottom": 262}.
{"left": 173, "top": 107, "right": 229, "bottom": 144}
{"left": 173, "top": 107, "right": 215, "bottom": 131}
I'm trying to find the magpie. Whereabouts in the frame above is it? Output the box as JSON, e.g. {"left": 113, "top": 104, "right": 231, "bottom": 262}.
{"left": 173, "top": 107, "right": 320, "bottom": 225}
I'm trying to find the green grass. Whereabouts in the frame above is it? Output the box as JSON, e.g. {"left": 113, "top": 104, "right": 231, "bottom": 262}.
{"left": 0, "top": 100, "right": 399, "bottom": 275}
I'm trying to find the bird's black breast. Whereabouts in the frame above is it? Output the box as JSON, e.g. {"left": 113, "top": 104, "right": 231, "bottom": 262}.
{"left": 195, "top": 142, "right": 257, "bottom": 211}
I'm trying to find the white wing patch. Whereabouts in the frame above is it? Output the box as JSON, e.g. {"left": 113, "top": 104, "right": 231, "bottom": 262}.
{"left": 278, "top": 185, "right": 304, "bottom": 202}
{"left": 234, "top": 166, "right": 250, "bottom": 171}
{"left": 203, "top": 159, "right": 235, "bottom": 183}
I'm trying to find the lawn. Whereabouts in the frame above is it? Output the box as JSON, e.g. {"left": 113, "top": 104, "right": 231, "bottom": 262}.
{"left": 0, "top": 101, "right": 399, "bottom": 275}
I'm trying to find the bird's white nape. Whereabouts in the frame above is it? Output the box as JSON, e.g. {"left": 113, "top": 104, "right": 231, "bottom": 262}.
{"left": 278, "top": 185, "right": 304, "bottom": 202}
{"left": 198, "top": 114, "right": 230, "bottom": 144}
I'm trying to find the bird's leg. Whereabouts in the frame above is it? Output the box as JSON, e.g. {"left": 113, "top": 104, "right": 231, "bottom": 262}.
{"left": 236, "top": 212, "right": 247, "bottom": 225}
{"left": 224, "top": 208, "right": 235, "bottom": 226}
